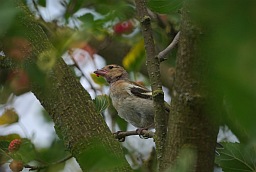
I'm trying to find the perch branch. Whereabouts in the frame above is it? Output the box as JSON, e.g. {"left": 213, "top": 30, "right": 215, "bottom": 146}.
{"left": 114, "top": 130, "right": 154, "bottom": 142}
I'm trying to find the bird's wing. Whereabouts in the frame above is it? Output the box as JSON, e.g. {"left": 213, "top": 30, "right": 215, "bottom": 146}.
{"left": 124, "top": 81, "right": 152, "bottom": 100}
{"left": 122, "top": 81, "right": 170, "bottom": 112}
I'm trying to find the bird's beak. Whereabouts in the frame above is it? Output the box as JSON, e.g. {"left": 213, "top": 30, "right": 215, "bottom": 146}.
{"left": 94, "top": 69, "right": 108, "bottom": 77}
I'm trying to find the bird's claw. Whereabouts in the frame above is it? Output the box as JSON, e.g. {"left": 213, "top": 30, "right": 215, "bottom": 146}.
{"left": 113, "top": 131, "right": 125, "bottom": 142}
{"left": 136, "top": 128, "right": 149, "bottom": 139}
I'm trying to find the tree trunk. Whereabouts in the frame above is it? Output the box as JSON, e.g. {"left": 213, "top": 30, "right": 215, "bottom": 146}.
{"left": 162, "top": 3, "right": 221, "bottom": 171}
{"left": 1, "top": 1, "right": 132, "bottom": 171}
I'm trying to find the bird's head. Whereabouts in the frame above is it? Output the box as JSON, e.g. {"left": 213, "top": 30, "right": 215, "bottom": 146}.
{"left": 94, "top": 64, "right": 129, "bottom": 83}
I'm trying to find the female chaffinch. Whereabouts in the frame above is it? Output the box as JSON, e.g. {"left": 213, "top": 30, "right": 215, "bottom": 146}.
{"left": 94, "top": 64, "right": 169, "bottom": 130}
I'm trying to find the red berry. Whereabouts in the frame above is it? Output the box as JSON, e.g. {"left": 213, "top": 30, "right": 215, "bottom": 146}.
{"left": 113, "top": 20, "right": 134, "bottom": 34}
{"left": 8, "top": 139, "right": 22, "bottom": 153}
{"left": 9, "top": 160, "right": 24, "bottom": 172}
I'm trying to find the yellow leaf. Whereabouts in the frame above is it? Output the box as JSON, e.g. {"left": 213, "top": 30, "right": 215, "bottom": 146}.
{"left": 122, "top": 39, "right": 145, "bottom": 71}
{"left": 0, "top": 108, "right": 19, "bottom": 125}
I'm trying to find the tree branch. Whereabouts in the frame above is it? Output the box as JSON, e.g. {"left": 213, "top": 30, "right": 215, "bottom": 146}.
{"left": 11, "top": 1, "right": 131, "bottom": 171}
{"left": 134, "top": 1, "right": 168, "bottom": 171}
{"left": 158, "top": 31, "right": 180, "bottom": 62}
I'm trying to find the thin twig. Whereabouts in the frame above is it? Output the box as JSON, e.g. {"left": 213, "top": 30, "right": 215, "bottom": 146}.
{"left": 24, "top": 164, "right": 46, "bottom": 171}
{"left": 68, "top": 49, "right": 98, "bottom": 95}
{"left": 134, "top": 0, "right": 167, "bottom": 170}
{"left": 24, "top": 155, "right": 73, "bottom": 171}
{"left": 158, "top": 31, "right": 180, "bottom": 62}
{"left": 32, "top": 0, "right": 43, "bottom": 20}
{"left": 18, "top": 122, "right": 30, "bottom": 139}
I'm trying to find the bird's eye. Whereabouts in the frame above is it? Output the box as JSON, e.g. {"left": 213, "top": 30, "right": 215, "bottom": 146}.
{"left": 108, "top": 66, "right": 114, "bottom": 69}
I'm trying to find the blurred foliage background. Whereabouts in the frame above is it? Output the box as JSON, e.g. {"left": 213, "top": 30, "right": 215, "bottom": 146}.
{"left": 0, "top": 0, "right": 256, "bottom": 171}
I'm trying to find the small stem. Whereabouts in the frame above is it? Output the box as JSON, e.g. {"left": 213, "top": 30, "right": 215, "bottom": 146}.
{"left": 32, "top": 0, "right": 43, "bottom": 20}
{"left": 24, "top": 164, "right": 46, "bottom": 171}
{"left": 24, "top": 155, "right": 73, "bottom": 171}
{"left": 158, "top": 31, "right": 180, "bottom": 62}
{"left": 19, "top": 122, "right": 30, "bottom": 138}
{"left": 68, "top": 50, "right": 97, "bottom": 95}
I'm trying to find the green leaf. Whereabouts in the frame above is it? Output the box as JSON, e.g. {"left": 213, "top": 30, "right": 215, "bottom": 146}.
{"left": 0, "top": 142, "right": 10, "bottom": 165}
{"left": 215, "top": 142, "right": 256, "bottom": 172}
{"left": 78, "top": 13, "right": 95, "bottom": 29}
{"left": 37, "top": 139, "right": 70, "bottom": 164}
{"left": 0, "top": 1, "right": 19, "bottom": 37}
{"left": 0, "top": 134, "right": 21, "bottom": 142}
{"left": 38, "top": 0, "right": 46, "bottom": 7}
{"left": 95, "top": 1, "right": 135, "bottom": 19}
{"left": 0, "top": 141, "right": 9, "bottom": 150}
{"left": 93, "top": 95, "right": 110, "bottom": 113}
{"left": 115, "top": 115, "right": 128, "bottom": 132}
{"left": 91, "top": 73, "right": 107, "bottom": 86}
{"left": 78, "top": 138, "right": 125, "bottom": 171}
{"left": 0, "top": 87, "right": 12, "bottom": 105}
{"left": 12, "top": 139, "right": 37, "bottom": 163}
{"left": 108, "top": 102, "right": 128, "bottom": 131}
{"left": 147, "top": 0, "right": 184, "bottom": 14}
{"left": 26, "top": 60, "right": 48, "bottom": 93}
{"left": 62, "top": 0, "right": 88, "bottom": 21}
{"left": 66, "top": 0, "right": 86, "bottom": 15}
{"left": 47, "top": 162, "right": 65, "bottom": 172}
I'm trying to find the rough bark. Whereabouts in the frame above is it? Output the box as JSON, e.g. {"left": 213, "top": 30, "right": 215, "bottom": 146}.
{"left": 162, "top": 3, "right": 220, "bottom": 171}
{"left": 134, "top": 0, "right": 168, "bottom": 171}
{"left": 1, "top": 1, "right": 132, "bottom": 171}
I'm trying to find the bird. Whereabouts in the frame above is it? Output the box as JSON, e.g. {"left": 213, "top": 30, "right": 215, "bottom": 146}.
{"left": 94, "top": 64, "right": 169, "bottom": 130}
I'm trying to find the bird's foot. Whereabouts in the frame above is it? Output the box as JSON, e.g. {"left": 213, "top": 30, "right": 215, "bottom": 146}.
{"left": 136, "top": 128, "right": 149, "bottom": 139}
{"left": 113, "top": 131, "right": 125, "bottom": 142}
